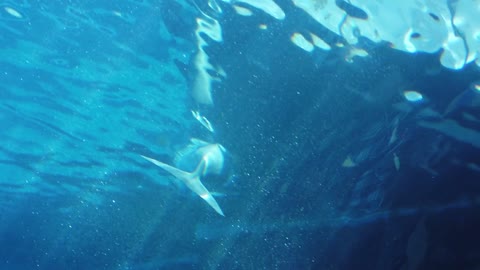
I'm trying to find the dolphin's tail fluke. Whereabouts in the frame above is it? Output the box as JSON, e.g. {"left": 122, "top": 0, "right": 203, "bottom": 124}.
{"left": 141, "top": 155, "right": 224, "bottom": 216}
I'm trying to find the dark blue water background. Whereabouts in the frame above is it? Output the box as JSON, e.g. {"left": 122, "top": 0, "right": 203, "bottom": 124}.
{"left": 1, "top": 0, "right": 479, "bottom": 269}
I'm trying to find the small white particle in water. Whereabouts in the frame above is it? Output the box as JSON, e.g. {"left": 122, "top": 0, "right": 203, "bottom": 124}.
{"left": 259, "top": 24, "right": 267, "bottom": 30}
{"left": 112, "top": 199, "right": 116, "bottom": 203}
{"left": 4, "top": 7, "right": 22, "bottom": 18}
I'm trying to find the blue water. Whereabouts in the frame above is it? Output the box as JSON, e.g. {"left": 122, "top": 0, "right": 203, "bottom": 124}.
{"left": 1, "top": 1, "right": 480, "bottom": 269}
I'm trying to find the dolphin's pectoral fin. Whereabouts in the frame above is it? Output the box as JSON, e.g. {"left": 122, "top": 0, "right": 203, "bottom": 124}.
{"left": 141, "top": 155, "right": 225, "bottom": 216}
{"left": 141, "top": 155, "right": 190, "bottom": 180}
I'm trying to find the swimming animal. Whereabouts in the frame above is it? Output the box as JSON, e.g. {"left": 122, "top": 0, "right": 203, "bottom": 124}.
{"left": 141, "top": 139, "right": 226, "bottom": 216}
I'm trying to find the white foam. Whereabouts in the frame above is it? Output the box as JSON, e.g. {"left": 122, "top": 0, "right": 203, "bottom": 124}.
{"left": 293, "top": 0, "right": 346, "bottom": 36}
{"left": 310, "top": 33, "right": 331, "bottom": 51}
{"left": 285, "top": 0, "right": 480, "bottom": 69}
{"left": 291, "top": 33, "right": 314, "bottom": 52}
{"left": 454, "top": 0, "right": 480, "bottom": 65}
{"left": 222, "top": 0, "right": 285, "bottom": 20}
{"left": 233, "top": 5, "right": 253, "bottom": 16}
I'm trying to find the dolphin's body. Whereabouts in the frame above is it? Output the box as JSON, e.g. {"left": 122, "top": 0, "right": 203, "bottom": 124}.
{"left": 179, "top": 138, "right": 225, "bottom": 174}
{"left": 141, "top": 139, "right": 226, "bottom": 216}
{"left": 174, "top": 139, "right": 225, "bottom": 173}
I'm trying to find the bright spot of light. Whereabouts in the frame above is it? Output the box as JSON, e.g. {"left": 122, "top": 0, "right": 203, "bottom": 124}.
{"left": 403, "top": 90, "right": 423, "bottom": 102}
{"left": 473, "top": 83, "right": 480, "bottom": 92}
{"left": 233, "top": 5, "right": 253, "bottom": 16}
{"left": 291, "top": 32, "right": 314, "bottom": 52}
{"left": 112, "top": 11, "right": 122, "bottom": 17}
{"left": 4, "top": 6, "right": 22, "bottom": 18}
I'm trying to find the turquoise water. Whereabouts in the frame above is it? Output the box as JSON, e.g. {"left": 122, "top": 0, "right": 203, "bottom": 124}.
{"left": 1, "top": 1, "right": 480, "bottom": 269}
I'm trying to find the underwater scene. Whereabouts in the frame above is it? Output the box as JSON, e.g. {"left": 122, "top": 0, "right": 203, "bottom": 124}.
{"left": 1, "top": 0, "right": 480, "bottom": 269}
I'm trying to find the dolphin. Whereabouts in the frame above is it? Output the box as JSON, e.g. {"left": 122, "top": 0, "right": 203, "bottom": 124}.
{"left": 174, "top": 138, "right": 226, "bottom": 175}
{"left": 141, "top": 155, "right": 225, "bottom": 216}
{"left": 188, "top": 139, "right": 226, "bottom": 175}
